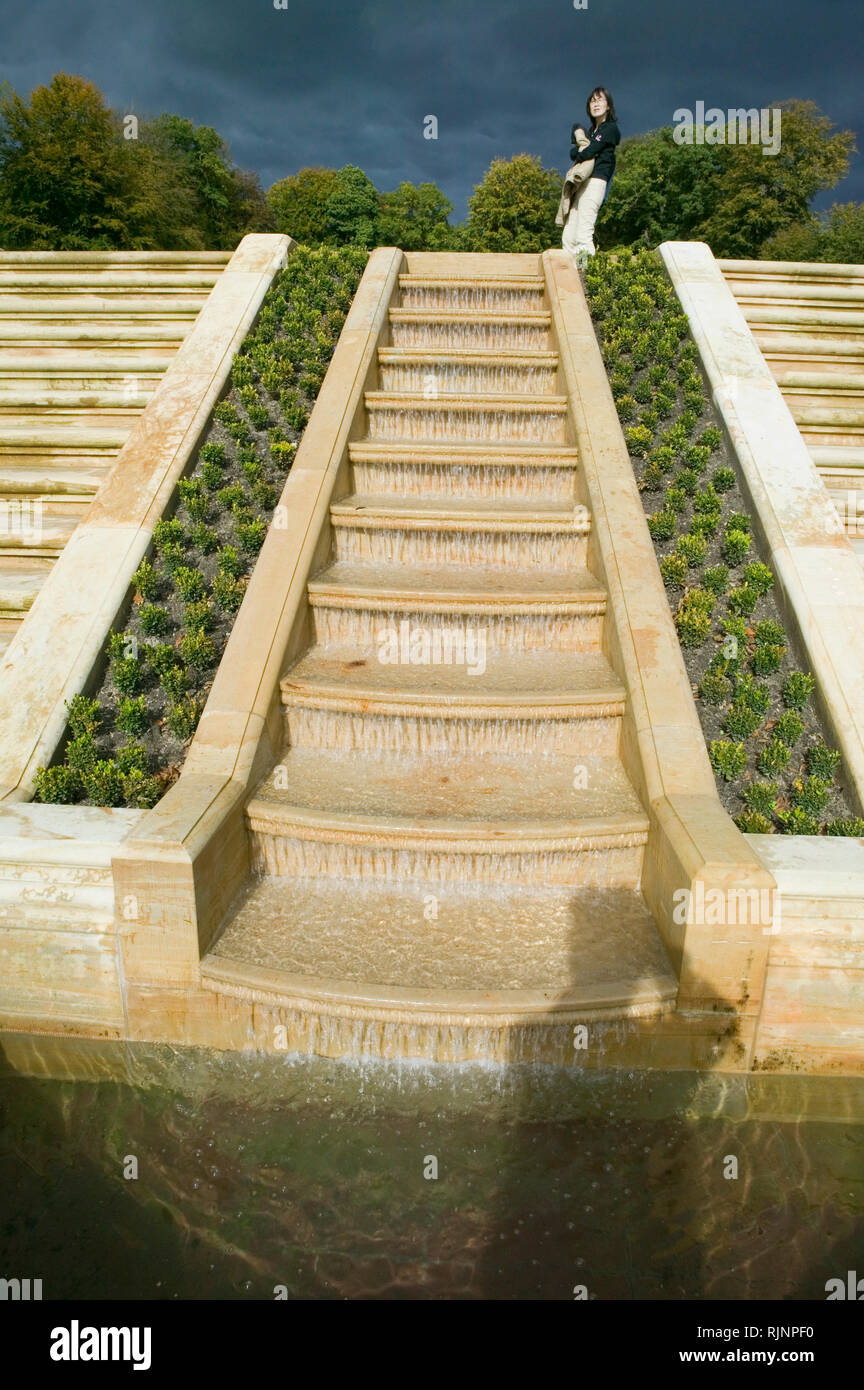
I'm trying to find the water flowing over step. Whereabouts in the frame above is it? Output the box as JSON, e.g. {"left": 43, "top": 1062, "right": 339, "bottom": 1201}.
{"left": 0, "top": 251, "right": 230, "bottom": 656}
{"left": 722, "top": 258, "right": 864, "bottom": 558}
{"left": 204, "top": 878, "right": 676, "bottom": 1021}
{"left": 203, "top": 252, "right": 677, "bottom": 1040}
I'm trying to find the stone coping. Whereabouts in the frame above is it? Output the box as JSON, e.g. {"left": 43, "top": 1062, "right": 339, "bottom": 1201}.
{"left": 661, "top": 240, "right": 864, "bottom": 815}
{"left": 542, "top": 248, "right": 774, "bottom": 1015}
{"left": 747, "top": 832, "right": 864, "bottom": 902}
{"left": 0, "top": 801, "right": 141, "bottom": 867}
{"left": 0, "top": 234, "right": 292, "bottom": 803}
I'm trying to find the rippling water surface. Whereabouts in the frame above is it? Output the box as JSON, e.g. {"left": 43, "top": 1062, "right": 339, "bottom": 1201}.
{"left": 1, "top": 1039, "right": 862, "bottom": 1300}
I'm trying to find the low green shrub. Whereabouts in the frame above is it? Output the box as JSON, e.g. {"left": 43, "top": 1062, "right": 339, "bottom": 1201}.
{"left": 703, "top": 564, "right": 729, "bottom": 596}
{"left": 116, "top": 696, "right": 149, "bottom": 736}
{"left": 165, "top": 697, "right": 201, "bottom": 741}
{"left": 660, "top": 553, "right": 688, "bottom": 589}
{"left": 722, "top": 529, "right": 750, "bottom": 566}
{"left": 710, "top": 740, "right": 747, "bottom": 781}
{"left": 806, "top": 741, "right": 841, "bottom": 780}
{"left": 758, "top": 739, "right": 792, "bottom": 776}
{"left": 139, "top": 604, "right": 171, "bottom": 636}
{"left": 744, "top": 781, "right": 778, "bottom": 817}
{"left": 783, "top": 671, "right": 815, "bottom": 710}
{"left": 774, "top": 711, "right": 804, "bottom": 747}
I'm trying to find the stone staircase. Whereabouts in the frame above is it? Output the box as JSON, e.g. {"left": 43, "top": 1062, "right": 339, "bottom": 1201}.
{"left": 721, "top": 258, "right": 864, "bottom": 557}
{"left": 0, "top": 251, "right": 231, "bottom": 660}
{"left": 203, "top": 256, "right": 677, "bottom": 1037}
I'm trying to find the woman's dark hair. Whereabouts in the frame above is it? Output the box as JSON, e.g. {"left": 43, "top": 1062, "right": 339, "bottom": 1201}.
{"left": 586, "top": 87, "right": 616, "bottom": 126}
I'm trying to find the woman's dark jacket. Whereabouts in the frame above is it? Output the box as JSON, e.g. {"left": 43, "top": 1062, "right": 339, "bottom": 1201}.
{"left": 570, "top": 118, "right": 620, "bottom": 181}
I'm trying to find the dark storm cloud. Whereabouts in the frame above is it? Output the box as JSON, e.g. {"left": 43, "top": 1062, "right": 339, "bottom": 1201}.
{"left": 1, "top": 0, "right": 861, "bottom": 215}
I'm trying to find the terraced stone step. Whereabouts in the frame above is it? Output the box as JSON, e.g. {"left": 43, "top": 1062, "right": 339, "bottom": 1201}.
{"left": 388, "top": 310, "right": 551, "bottom": 350}
{"left": 281, "top": 643, "right": 625, "bottom": 755}
{"left": 348, "top": 441, "right": 580, "bottom": 503}
{"left": 0, "top": 251, "right": 230, "bottom": 265}
{"left": 0, "top": 426, "right": 131, "bottom": 449}
{"left": 736, "top": 305, "right": 864, "bottom": 331}
{"left": 0, "top": 512, "right": 78, "bottom": 554}
{"left": 364, "top": 391, "right": 570, "bottom": 443}
{"left": 808, "top": 445, "right": 864, "bottom": 488}
{"left": 0, "top": 324, "right": 190, "bottom": 344}
{"left": 397, "top": 275, "right": 545, "bottom": 313}
{"left": 306, "top": 559, "right": 607, "bottom": 650}
{"left": 0, "top": 295, "right": 207, "bottom": 317}
{"left": 0, "top": 366, "right": 166, "bottom": 392}
{"left": 203, "top": 877, "right": 676, "bottom": 1020}
{"left": 376, "top": 348, "right": 559, "bottom": 394}
{"left": 756, "top": 335, "right": 864, "bottom": 366}
{"left": 330, "top": 494, "right": 589, "bottom": 566}
{"left": 773, "top": 371, "right": 864, "bottom": 392}
{"left": 0, "top": 272, "right": 223, "bottom": 291}
{"left": 0, "top": 561, "right": 50, "bottom": 615}
{"left": 0, "top": 389, "right": 153, "bottom": 410}
{"left": 247, "top": 747, "right": 648, "bottom": 886}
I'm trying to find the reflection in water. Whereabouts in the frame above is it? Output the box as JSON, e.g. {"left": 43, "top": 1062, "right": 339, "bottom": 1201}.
{"left": 0, "top": 1040, "right": 862, "bottom": 1300}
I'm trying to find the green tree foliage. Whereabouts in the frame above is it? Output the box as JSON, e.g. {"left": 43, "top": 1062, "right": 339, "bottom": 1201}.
{"left": 466, "top": 154, "right": 560, "bottom": 252}
{"left": 599, "top": 100, "right": 855, "bottom": 258}
{"left": 266, "top": 166, "right": 340, "bottom": 243}
{"left": 700, "top": 101, "right": 854, "bottom": 257}
{"left": 0, "top": 73, "right": 132, "bottom": 248}
{"left": 761, "top": 200, "right": 864, "bottom": 264}
{"left": 323, "top": 164, "right": 380, "bottom": 246}
{"left": 377, "top": 180, "right": 457, "bottom": 250}
{"left": 0, "top": 73, "right": 270, "bottom": 250}
{"left": 597, "top": 130, "right": 724, "bottom": 249}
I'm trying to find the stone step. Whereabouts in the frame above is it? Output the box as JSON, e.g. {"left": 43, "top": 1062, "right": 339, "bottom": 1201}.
{"left": 364, "top": 391, "right": 570, "bottom": 443}
{"left": 808, "top": 444, "right": 864, "bottom": 488}
{"left": 376, "top": 348, "right": 559, "bottom": 394}
{"left": 772, "top": 370, "right": 864, "bottom": 393}
{"left": 397, "top": 275, "right": 545, "bottom": 313}
{"left": 280, "top": 643, "right": 625, "bottom": 755}
{"left": 0, "top": 295, "right": 206, "bottom": 317}
{"left": 0, "top": 349, "right": 176, "bottom": 370}
{"left": 0, "top": 272, "right": 222, "bottom": 291}
{"left": 0, "top": 251, "right": 230, "bottom": 266}
{"left": 329, "top": 494, "right": 590, "bottom": 566}
{"left": 246, "top": 747, "right": 648, "bottom": 887}
{"left": 0, "top": 369, "right": 163, "bottom": 392}
{"left": 347, "top": 441, "right": 580, "bottom": 504}
{"left": 0, "top": 462, "right": 107, "bottom": 496}
{"left": 726, "top": 281, "right": 864, "bottom": 305}
{"left": 757, "top": 334, "right": 864, "bottom": 364}
{"left": 738, "top": 305, "right": 864, "bottom": 331}
{"left": 306, "top": 559, "right": 607, "bottom": 650}
{"left": 0, "top": 389, "right": 153, "bottom": 410}
{"left": 203, "top": 877, "right": 676, "bottom": 1021}
{"left": 0, "top": 510, "right": 78, "bottom": 554}
{"left": 0, "top": 426, "right": 130, "bottom": 449}
{"left": 721, "top": 257, "right": 864, "bottom": 281}
{"left": 0, "top": 559, "right": 51, "bottom": 615}
{"left": 788, "top": 403, "right": 864, "bottom": 429}
{"left": 0, "top": 324, "right": 189, "bottom": 344}
{"left": 389, "top": 310, "right": 551, "bottom": 351}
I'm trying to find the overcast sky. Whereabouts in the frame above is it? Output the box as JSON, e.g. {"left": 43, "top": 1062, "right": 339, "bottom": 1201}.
{"left": 1, "top": 0, "right": 861, "bottom": 218}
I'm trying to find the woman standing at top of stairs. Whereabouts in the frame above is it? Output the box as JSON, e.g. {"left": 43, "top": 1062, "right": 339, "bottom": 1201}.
{"left": 560, "top": 86, "right": 620, "bottom": 268}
